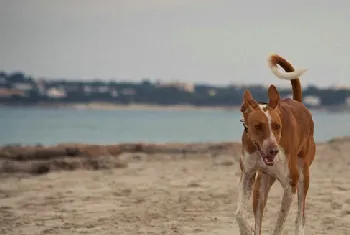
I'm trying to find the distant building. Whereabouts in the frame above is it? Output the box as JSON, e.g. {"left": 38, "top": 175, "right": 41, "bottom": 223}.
{"left": 156, "top": 82, "right": 194, "bottom": 93}
{"left": 329, "top": 85, "right": 350, "bottom": 90}
{"left": 83, "top": 85, "right": 93, "bottom": 93}
{"left": 97, "top": 86, "right": 109, "bottom": 93}
{"left": 0, "top": 88, "right": 25, "bottom": 97}
{"left": 110, "top": 90, "right": 119, "bottom": 97}
{"left": 35, "top": 80, "right": 47, "bottom": 96}
{"left": 284, "top": 94, "right": 293, "bottom": 99}
{"left": 303, "top": 95, "right": 321, "bottom": 106}
{"left": 346, "top": 97, "right": 350, "bottom": 106}
{"left": 182, "top": 83, "right": 195, "bottom": 93}
{"left": 121, "top": 88, "right": 136, "bottom": 96}
{"left": 13, "top": 83, "right": 33, "bottom": 91}
{"left": 47, "top": 87, "right": 66, "bottom": 98}
{"left": 208, "top": 89, "right": 216, "bottom": 96}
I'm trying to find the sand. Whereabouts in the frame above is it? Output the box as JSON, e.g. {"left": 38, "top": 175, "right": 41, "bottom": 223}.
{"left": 1, "top": 138, "right": 350, "bottom": 235}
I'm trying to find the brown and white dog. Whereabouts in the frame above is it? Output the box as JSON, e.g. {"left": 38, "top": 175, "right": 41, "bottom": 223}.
{"left": 235, "top": 54, "right": 316, "bottom": 235}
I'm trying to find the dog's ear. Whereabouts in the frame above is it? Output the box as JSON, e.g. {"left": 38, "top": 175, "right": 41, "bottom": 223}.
{"left": 240, "top": 90, "right": 258, "bottom": 112}
{"left": 267, "top": 85, "right": 281, "bottom": 109}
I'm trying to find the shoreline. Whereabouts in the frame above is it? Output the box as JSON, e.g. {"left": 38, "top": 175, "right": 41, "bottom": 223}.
{"left": 0, "top": 102, "right": 348, "bottom": 112}
{"left": 0, "top": 102, "right": 239, "bottom": 111}
{"left": 0, "top": 135, "right": 349, "bottom": 177}
{"left": 1, "top": 135, "right": 349, "bottom": 148}
{"left": 68, "top": 103, "right": 240, "bottom": 111}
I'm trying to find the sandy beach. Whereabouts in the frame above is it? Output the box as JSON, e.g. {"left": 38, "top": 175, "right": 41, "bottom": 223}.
{"left": 1, "top": 137, "right": 350, "bottom": 235}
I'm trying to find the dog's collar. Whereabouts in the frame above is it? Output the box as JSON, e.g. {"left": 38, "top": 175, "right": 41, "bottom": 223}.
{"left": 240, "top": 119, "right": 248, "bottom": 133}
{"left": 258, "top": 101, "right": 268, "bottom": 106}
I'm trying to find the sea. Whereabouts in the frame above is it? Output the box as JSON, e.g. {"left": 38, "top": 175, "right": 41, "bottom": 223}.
{"left": 0, "top": 106, "right": 348, "bottom": 146}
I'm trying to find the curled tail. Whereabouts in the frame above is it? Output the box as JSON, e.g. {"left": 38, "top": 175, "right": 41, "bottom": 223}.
{"left": 267, "top": 53, "right": 307, "bottom": 102}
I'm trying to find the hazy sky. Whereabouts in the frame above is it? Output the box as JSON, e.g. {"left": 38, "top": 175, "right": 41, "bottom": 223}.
{"left": 1, "top": 0, "right": 350, "bottom": 87}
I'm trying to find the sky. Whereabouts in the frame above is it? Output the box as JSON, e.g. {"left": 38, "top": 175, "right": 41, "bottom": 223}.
{"left": 1, "top": 0, "right": 350, "bottom": 87}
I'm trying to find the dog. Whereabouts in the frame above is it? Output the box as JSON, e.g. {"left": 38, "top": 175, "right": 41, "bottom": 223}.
{"left": 235, "top": 53, "right": 316, "bottom": 235}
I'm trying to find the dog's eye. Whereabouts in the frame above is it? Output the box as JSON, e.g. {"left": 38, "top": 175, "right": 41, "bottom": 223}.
{"left": 272, "top": 123, "right": 281, "bottom": 130}
{"left": 255, "top": 124, "right": 262, "bottom": 130}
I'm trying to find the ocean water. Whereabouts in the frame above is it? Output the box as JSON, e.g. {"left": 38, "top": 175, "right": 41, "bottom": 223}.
{"left": 0, "top": 107, "right": 348, "bottom": 146}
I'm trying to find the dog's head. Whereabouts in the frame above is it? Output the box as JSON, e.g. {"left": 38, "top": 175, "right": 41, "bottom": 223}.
{"left": 240, "top": 85, "right": 282, "bottom": 166}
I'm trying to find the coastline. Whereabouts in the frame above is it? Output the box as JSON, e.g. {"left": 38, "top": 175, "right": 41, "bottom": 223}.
{"left": 1, "top": 135, "right": 349, "bottom": 154}
{"left": 68, "top": 103, "right": 240, "bottom": 111}
{"left": 1, "top": 102, "right": 349, "bottom": 112}
{"left": 0, "top": 102, "right": 240, "bottom": 111}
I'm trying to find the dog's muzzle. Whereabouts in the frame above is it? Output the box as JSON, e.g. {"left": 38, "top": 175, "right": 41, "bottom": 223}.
{"left": 255, "top": 143, "right": 279, "bottom": 166}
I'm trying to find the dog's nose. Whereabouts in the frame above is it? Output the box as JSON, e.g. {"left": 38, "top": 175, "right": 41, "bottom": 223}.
{"left": 269, "top": 148, "right": 279, "bottom": 156}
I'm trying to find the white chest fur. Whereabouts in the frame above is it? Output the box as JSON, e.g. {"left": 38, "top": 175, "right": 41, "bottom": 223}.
{"left": 241, "top": 149, "right": 290, "bottom": 188}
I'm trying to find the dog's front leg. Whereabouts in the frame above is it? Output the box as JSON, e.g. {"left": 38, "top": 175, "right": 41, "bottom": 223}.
{"left": 235, "top": 170, "right": 256, "bottom": 235}
{"left": 271, "top": 185, "right": 294, "bottom": 235}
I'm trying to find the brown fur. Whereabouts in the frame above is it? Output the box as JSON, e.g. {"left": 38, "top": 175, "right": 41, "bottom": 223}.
{"left": 240, "top": 54, "right": 316, "bottom": 232}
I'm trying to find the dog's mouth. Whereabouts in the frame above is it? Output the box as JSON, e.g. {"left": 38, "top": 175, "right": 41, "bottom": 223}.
{"left": 254, "top": 143, "right": 275, "bottom": 166}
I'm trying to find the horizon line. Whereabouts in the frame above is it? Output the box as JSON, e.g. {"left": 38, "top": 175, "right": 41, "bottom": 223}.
{"left": 1, "top": 70, "right": 350, "bottom": 90}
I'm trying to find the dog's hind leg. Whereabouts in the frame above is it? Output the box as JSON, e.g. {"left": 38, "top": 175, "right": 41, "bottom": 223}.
{"left": 295, "top": 140, "right": 315, "bottom": 235}
{"left": 294, "top": 158, "right": 307, "bottom": 235}
{"left": 253, "top": 171, "right": 276, "bottom": 235}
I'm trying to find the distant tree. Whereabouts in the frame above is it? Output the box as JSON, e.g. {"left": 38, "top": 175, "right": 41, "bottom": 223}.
{"left": 141, "top": 78, "right": 152, "bottom": 86}
{"left": 0, "top": 71, "right": 6, "bottom": 78}
{"left": 1, "top": 70, "right": 349, "bottom": 108}
{"left": 8, "top": 72, "right": 26, "bottom": 83}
